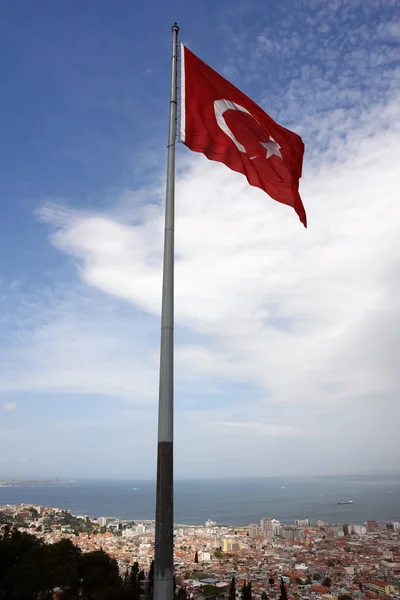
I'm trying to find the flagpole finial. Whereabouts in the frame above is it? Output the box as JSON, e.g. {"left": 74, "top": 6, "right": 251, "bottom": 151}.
{"left": 172, "top": 22, "right": 179, "bottom": 32}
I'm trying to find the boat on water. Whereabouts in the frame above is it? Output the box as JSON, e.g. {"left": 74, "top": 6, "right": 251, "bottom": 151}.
{"left": 337, "top": 500, "right": 354, "bottom": 505}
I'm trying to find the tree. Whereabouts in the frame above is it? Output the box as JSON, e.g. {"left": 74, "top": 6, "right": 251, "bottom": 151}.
{"left": 202, "top": 584, "right": 220, "bottom": 597}
{"left": 268, "top": 577, "right": 275, "bottom": 587}
{"left": 323, "top": 577, "right": 332, "bottom": 588}
{"left": 81, "top": 548, "right": 123, "bottom": 600}
{"left": 129, "top": 561, "right": 140, "bottom": 600}
{"left": 213, "top": 549, "right": 222, "bottom": 559}
{"left": 327, "top": 559, "right": 335, "bottom": 567}
{"left": 313, "top": 573, "right": 321, "bottom": 581}
{"left": 248, "top": 582, "right": 253, "bottom": 600}
{"left": 43, "top": 538, "right": 82, "bottom": 596}
{"left": 0, "top": 529, "right": 131, "bottom": 600}
{"left": 229, "top": 576, "right": 236, "bottom": 600}
{"left": 261, "top": 592, "right": 268, "bottom": 600}
{"left": 338, "top": 596, "right": 352, "bottom": 600}
{"left": 241, "top": 581, "right": 252, "bottom": 600}
{"left": 295, "top": 577, "right": 303, "bottom": 585}
{"left": 241, "top": 580, "right": 247, "bottom": 600}
{"left": 149, "top": 560, "right": 154, "bottom": 598}
{"left": 194, "top": 551, "right": 199, "bottom": 564}
{"left": 280, "top": 578, "right": 288, "bottom": 600}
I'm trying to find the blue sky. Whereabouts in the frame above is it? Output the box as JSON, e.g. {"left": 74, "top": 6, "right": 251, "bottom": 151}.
{"left": 0, "top": 0, "right": 399, "bottom": 479}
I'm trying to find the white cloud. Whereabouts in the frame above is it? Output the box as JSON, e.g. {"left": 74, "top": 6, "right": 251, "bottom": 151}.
{"left": 8, "top": 90, "right": 394, "bottom": 475}
{"left": 3, "top": 402, "right": 18, "bottom": 411}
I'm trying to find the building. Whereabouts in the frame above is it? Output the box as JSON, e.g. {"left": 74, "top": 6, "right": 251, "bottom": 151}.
{"left": 331, "top": 525, "right": 344, "bottom": 537}
{"left": 122, "top": 528, "right": 136, "bottom": 538}
{"left": 16, "top": 510, "right": 31, "bottom": 520}
{"left": 352, "top": 524, "right": 367, "bottom": 535}
{"left": 97, "top": 517, "right": 116, "bottom": 527}
{"left": 261, "top": 518, "right": 274, "bottom": 539}
{"left": 271, "top": 519, "right": 281, "bottom": 536}
{"left": 279, "top": 527, "right": 295, "bottom": 540}
{"left": 295, "top": 519, "right": 310, "bottom": 527}
{"left": 248, "top": 524, "right": 260, "bottom": 538}
{"left": 199, "top": 551, "right": 211, "bottom": 562}
{"left": 279, "top": 526, "right": 304, "bottom": 541}
{"left": 365, "top": 580, "right": 395, "bottom": 596}
{"left": 222, "top": 538, "right": 243, "bottom": 552}
{"left": 323, "top": 594, "right": 338, "bottom": 600}
{"left": 381, "top": 560, "right": 400, "bottom": 577}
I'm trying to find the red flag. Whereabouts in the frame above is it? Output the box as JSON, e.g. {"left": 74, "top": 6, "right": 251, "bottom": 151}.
{"left": 180, "top": 44, "right": 307, "bottom": 227}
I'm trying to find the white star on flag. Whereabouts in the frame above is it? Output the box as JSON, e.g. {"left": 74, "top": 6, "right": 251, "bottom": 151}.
{"left": 261, "top": 136, "right": 282, "bottom": 159}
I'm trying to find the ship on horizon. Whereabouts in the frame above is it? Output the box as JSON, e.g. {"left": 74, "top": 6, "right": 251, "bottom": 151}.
{"left": 337, "top": 500, "right": 354, "bottom": 505}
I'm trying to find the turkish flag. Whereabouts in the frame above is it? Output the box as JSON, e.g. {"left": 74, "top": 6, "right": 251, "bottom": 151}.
{"left": 180, "top": 44, "right": 307, "bottom": 227}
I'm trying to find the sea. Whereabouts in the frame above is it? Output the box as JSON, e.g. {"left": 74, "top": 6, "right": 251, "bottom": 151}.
{"left": 0, "top": 475, "right": 399, "bottom": 526}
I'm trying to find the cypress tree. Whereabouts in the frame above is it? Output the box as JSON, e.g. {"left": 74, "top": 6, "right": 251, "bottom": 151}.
{"left": 149, "top": 559, "right": 154, "bottom": 594}
{"left": 247, "top": 582, "right": 252, "bottom": 600}
{"left": 229, "top": 575, "right": 236, "bottom": 600}
{"left": 280, "top": 578, "right": 288, "bottom": 600}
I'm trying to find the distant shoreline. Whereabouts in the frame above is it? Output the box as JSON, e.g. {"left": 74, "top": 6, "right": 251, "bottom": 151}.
{"left": 1, "top": 477, "right": 399, "bottom": 527}
{"left": 2, "top": 503, "right": 398, "bottom": 531}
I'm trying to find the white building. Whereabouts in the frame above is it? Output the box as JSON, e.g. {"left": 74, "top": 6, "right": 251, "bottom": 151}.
{"left": 261, "top": 518, "right": 274, "bottom": 539}
{"left": 352, "top": 524, "right": 367, "bottom": 535}
{"left": 199, "top": 551, "right": 211, "bottom": 562}
{"left": 98, "top": 516, "right": 116, "bottom": 527}
{"left": 272, "top": 519, "right": 281, "bottom": 535}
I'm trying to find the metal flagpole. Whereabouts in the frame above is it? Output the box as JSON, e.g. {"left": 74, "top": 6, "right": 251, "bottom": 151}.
{"left": 154, "top": 22, "right": 179, "bottom": 600}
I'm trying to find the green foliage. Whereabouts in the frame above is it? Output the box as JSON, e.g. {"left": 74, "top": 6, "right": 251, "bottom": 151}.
{"left": 323, "top": 577, "right": 332, "bottom": 588}
{"left": 0, "top": 528, "right": 141, "bottom": 600}
{"left": 213, "top": 549, "right": 222, "bottom": 559}
{"left": 327, "top": 560, "right": 335, "bottom": 567}
{"left": 201, "top": 584, "right": 220, "bottom": 597}
{"left": 261, "top": 592, "right": 268, "bottom": 600}
{"left": 191, "top": 571, "right": 213, "bottom": 580}
{"left": 0, "top": 511, "right": 14, "bottom": 526}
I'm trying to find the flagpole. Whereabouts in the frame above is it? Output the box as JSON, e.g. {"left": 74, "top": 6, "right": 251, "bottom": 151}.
{"left": 154, "top": 22, "right": 179, "bottom": 600}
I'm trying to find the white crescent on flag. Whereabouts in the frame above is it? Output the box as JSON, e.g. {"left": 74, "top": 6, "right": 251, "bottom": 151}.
{"left": 213, "top": 99, "right": 282, "bottom": 160}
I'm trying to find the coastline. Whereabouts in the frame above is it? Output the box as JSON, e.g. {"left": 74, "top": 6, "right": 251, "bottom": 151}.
{"left": 0, "top": 476, "right": 399, "bottom": 526}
